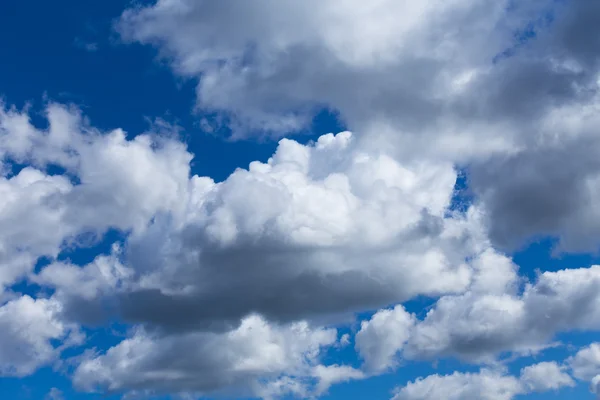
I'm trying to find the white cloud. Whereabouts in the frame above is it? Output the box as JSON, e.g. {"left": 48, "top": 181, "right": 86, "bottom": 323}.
{"left": 405, "top": 266, "right": 600, "bottom": 361}
{"left": 2, "top": 2, "right": 600, "bottom": 397}
{"left": 392, "top": 362, "right": 575, "bottom": 400}
{"left": 93, "top": 130, "right": 487, "bottom": 331}
{"left": 520, "top": 362, "right": 575, "bottom": 392}
{"left": 355, "top": 305, "right": 415, "bottom": 372}
{"left": 0, "top": 103, "right": 495, "bottom": 398}
{"left": 116, "top": 0, "right": 528, "bottom": 146}
{"left": 312, "top": 364, "right": 365, "bottom": 395}
{"left": 116, "top": 0, "right": 600, "bottom": 253}
{"left": 391, "top": 370, "right": 523, "bottom": 400}
{"left": 405, "top": 265, "right": 600, "bottom": 362}
{"left": 3, "top": 100, "right": 595, "bottom": 398}
{"left": 73, "top": 314, "right": 337, "bottom": 397}
{"left": 351, "top": 263, "right": 600, "bottom": 367}
{"left": 569, "top": 343, "right": 600, "bottom": 381}
{"left": 33, "top": 245, "right": 131, "bottom": 301}
{"left": 0, "top": 295, "right": 81, "bottom": 376}
{"left": 0, "top": 103, "right": 191, "bottom": 294}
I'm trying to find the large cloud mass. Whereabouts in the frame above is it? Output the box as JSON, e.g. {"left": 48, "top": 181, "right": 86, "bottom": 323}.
{"left": 3, "top": 0, "right": 600, "bottom": 399}
{"left": 117, "top": 0, "right": 600, "bottom": 252}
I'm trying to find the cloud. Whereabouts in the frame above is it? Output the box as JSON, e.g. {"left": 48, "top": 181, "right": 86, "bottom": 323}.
{"left": 73, "top": 314, "right": 337, "bottom": 398}
{"left": 569, "top": 343, "right": 600, "bottom": 381}
{"left": 45, "top": 387, "right": 64, "bottom": 400}
{"left": 405, "top": 265, "right": 600, "bottom": 362}
{"left": 5, "top": 101, "right": 592, "bottom": 398}
{"left": 520, "top": 361, "right": 575, "bottom": 392}
{"left": 392, "top": 362, "right": 575, "bottom": 400}
{"left": 561, "top": 344, "right": 600, "bottom": 397}
{"left": 391, "top": 370, "right": 522, "bottom": 400}
{"left": 352, "top": 262, "right": 600, "bottom": 367}
{"left": 13, "top": 109, "right": 490, "bottom": 332}
{"left": 468, "top": 107, "right": 600, "bottom": 252}
{"left": 115, "top": 0, "right": 533, "bottom": 143}
{"left": 0, "top": 102, "right": 492, "bottom": 396}
{"left": 312, "top": 365, "right": 365, "bottom": 395}
{"left": 355, "top": 305, "right": 415, "bottom": 372}
{"left": 0, "top": 296, "right": 81, "bottom": 376}
{"left": 0, "top": 103, "right": 191, "bottom": 295}
{"left": 2, "top": 1, "right": 600, "bottom": 397}
{"left": 116, "top": 0, "right": 600, "bottom": 253}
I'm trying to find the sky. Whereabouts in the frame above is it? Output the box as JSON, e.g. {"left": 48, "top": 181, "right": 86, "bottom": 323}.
{"left": 1, "top": 1, "right": 600, "bottom": 399}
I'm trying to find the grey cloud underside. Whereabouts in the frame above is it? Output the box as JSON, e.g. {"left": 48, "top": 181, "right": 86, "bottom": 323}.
{"left": 103, "top": 212, "right": 470, "bottom": 332}
{"left": 469, "top": 137, "right": 600, "bottom": 252}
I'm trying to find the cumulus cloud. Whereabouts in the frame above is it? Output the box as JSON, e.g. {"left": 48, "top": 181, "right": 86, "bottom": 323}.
{"left": 3, "top": 102, "right": 597, "bottom": 397}
{"left": 520, "top": 362, "right": 575, "bottom": 392}
{"left": 391, "top": 370, "right": 522, "bottom": 400}
{"left": 37, "top": 125, "right": 488, "bottom": 332}
{"left": 352, "top": 263, "right": 600, "bottom": 367}
{"left": 2, "top": 1, "right": 600, "bottom": 398}
{"left": 569, "top": 343, "right": 600, "bottom": 381}
{"left": 117, "top": 0, "right": 600, "bottom": 252}
{"left": 0, "top": 103, "right": 488, "bottom": 396}
{"left": 116, "top": 0, "right": 534, "bottom": 145}
{"left": 355, "top": 305, "right": 415, "bottom": 372}
{"left": 0, "top": 295, "right": 81, "bottom": 376}
{"left": 0, "top": 103, "right": 191, "bottom": 294}
{"left": 391, "top": 362, "right": 575, "bottom": 400}
{"left": 73, "top": 314, "right": 337, "bottom": 398}
{"left": 405, "top": 265, "right": 600, "bottom": 363}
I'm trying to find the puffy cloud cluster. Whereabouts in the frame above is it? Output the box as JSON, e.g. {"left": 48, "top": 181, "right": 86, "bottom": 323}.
{"left": 392, "top": 362, "right": 575, "bottom": 400}
{"left": 353, "top": 263, "right": 600, "bottom": 371}
{"left": 0, "top": 103, "right": 484, "bottom": 397}
{"left": 0, "top": 295, "right": 81, "bottom": 376}
{"left": 117, "top": 0, "right": 600, "bottom": 253}
{"left": 406, "top": 265, "right": 600, "bottom": 362}
{"left": 116, "top": 0, "right": 539, "bottom": 147}
{"left": 114, "top": 131, "right": 485, "bottom": 333}
{"left": 0, "top": 103, "right": 191, "bottom": 295}
{"left": 568, "top": 343, "right": 600, "bottom": 395}
{"left": 3, "top": 0, "right": 600, "bottom": 399}
{"left": 73, "top": 314, "right": 338, "bottom": 398}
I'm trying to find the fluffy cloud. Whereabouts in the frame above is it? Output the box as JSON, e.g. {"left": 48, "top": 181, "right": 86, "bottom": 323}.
{"left": 520, "top": 362, "right": 575, "bottom": 392}
{"left": 0, "top": 103, "right": 489, "bottom": 396}
{"left": 117, "top": 0, "right": 600, "bottom": 252}
{"left": 44, "top": 127, "right": 488, "bottom": 332}
{"left": 116, "top": 0, "right": 533, "bottom": 145}
{"left": 5, "top": 102, "right": 598, "bottom": 397}
{"left": 73, "top": 314, "right": 337, "bottom": 398}
{"left": 391, "top": 370, "right": 522, "bottom": 400}
{"left": 391, "top": 362, "right": 575, "bottom": 400}
{"left": 2, "top": 1, "right": 600, "bottom": 398}
{"left": 352, "top": 263, "right": 600, "bottom": 367}
{"left": 405, "top": 265, "right": 600, "bottom": 362}
{"left": 355, "top": 305, "right": 415, "bottom": 372}
{"left": 0, "top": 295, "right": 81, "bottom": 376}
{"left": 0, "top": 103, "right": 191, "bottom": 294}
{"left": 569, "top": 343, "right": 600, "bottom": 381}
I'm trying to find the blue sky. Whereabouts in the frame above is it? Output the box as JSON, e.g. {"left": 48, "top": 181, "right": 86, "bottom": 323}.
{"left": 2, "top": 1, "right": 600, "bottom": 400}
